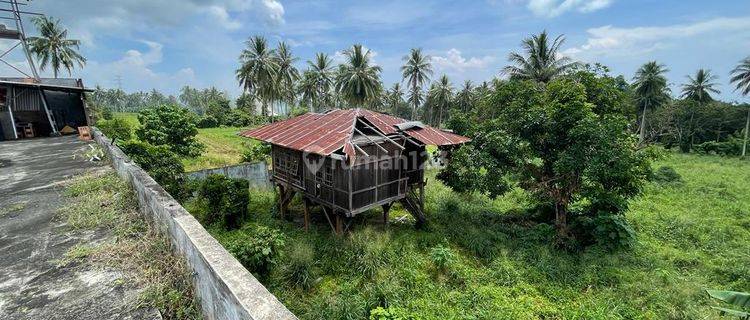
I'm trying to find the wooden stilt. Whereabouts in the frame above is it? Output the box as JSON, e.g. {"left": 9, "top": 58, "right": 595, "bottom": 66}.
{"left": 303, "top": 198, "right": 311, "bottom": 232}
{"left": 335, "top": 213, "right": 343, "bottom": 235}
{"left": 382, "top": 203, "right": 391, "bottom": 226}
{"left": 277, "top": 184, "right": 286, "bottom": 220}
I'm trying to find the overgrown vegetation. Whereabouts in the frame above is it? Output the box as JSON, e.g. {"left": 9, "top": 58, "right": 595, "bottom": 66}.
{"left": 194, "top": 174, "right": 249, "bottom": 229}
{"left": 119, "top": 140, "right": 187, "bottom": 199}
{"left": 59, "top": 171, "right": 201, "bottom": 319}
{"left": 96, "top": 116, "right": 133, "bottom": 142}
{"left": 136, "top": 104, "right": 204, "bottom": 157}
{"left": 186, "top": 152, "right": 750, "bottom": 319}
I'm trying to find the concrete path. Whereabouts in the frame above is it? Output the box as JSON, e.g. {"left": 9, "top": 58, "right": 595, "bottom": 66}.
{"left": 0, "top": 137, "right": 158, "bottom": 320}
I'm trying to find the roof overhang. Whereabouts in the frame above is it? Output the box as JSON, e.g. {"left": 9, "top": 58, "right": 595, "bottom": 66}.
{"left": 0, "top": 80, "right": 93, "bottom": 92}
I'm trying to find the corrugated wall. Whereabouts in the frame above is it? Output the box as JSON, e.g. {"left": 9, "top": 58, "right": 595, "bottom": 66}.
{"left": 11, "top": 88, "right": 42, "bottom": 112}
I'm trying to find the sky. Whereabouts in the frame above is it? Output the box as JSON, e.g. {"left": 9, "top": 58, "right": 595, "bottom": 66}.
{"left": 4, "top": 0, "right": 750, "bottom": 102}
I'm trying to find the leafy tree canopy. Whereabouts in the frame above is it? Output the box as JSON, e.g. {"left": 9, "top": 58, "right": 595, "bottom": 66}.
{"left": 439, "top": 72, "right": 651, "bottom": 248}
{"left": 136, "top": 104, "right": 204, "bottom": 157}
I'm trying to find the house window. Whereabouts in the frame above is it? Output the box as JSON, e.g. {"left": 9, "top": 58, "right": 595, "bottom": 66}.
{"left": 315, "top": 165, "right": 333, "bottom": 187}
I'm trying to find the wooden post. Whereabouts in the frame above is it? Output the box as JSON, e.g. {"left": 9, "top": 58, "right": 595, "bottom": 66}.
{"left": 382, "top": 203, "right": 391, "bottom": 226}
{"left": 278, "top": 184, "right": 286, "bottom": 219}
{"left": 335, "top": 213, "right": 343, "bottom": 235}
{"left": 303, "top": 198, "right": 311, "bottom": 231}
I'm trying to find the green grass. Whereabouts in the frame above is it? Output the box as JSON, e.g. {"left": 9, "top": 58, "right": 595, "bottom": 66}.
{"left": 183, "top": 126, "right": 255, "bottom": 171}
{"left": 113, "top": 112, "right": 254, "bottom": 172}
{"left": 189, "top": 152, "right": 750, "bottom": 319}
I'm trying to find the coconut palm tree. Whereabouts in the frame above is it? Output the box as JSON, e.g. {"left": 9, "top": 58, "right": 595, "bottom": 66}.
{"left": 298, "top": 70, "right": 317, "bottom": 111}
{"left": 334, "top": 44, "right": 382, "bottom": 107}
{"left": 308, "top": 52, "right": 334, "bottom": 111}
{"left": 407, "top": 86, "right": 424, "bottom": 121}
{"left": 401, "top": 48, "right": 433, "bottom": 120}
{"left": 236, "top": 36, "right": 278, "bottom": 117}
{"left": 633, "top": 61, "right": 671, "bottom": 144}
{"left": 455, "top": 80, "right": 475, "bottom": 113}
{"left": 502, "top": 31, "right": 576, "bottom": 83}
{"left": 27, "top": 16, "right": 86, "bottom": 78}
{"left": 730, "top": 56, "right": 750, "bottom": 157}
{"left": 680, "top": 69, "right": 720, "bottom": 150}
{"left": 387, "top": 83, "right": 405, "bottom": 116}
{"left": 273, "top": 41, "right": 299, "bottom": 117}
{"left": 428, "top": 75, "right": 453, "bottom": 128}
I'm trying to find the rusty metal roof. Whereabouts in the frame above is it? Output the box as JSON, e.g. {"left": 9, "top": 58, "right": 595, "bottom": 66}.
{"left": 239, "top": 108, "right": 470, "bottom": 158}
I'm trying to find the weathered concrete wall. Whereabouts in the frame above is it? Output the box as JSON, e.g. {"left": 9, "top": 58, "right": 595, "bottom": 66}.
{"left": 186, "top": 162, "right": 272, "bottom": 189}
{"left": 91, "top": 129, "right": 297, "bottom": 320}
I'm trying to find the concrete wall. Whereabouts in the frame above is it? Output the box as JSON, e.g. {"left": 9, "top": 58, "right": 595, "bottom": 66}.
{"left": 91, "top": 129, "right": 297, "bottom": 320}
{"left": 186, "top": 162, "right": 272, "bottom": 189}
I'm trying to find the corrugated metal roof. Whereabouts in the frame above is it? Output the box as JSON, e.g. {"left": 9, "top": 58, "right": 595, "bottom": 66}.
{"left": 240, "top": 108, "right": 470, "bottom": 158}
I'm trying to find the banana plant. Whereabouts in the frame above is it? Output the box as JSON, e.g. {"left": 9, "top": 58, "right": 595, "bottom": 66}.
{"left": 706, "top": 289, "right": 750, "bottom": 319}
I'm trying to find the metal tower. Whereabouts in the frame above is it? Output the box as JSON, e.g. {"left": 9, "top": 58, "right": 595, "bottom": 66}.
{"left": 0, "top": 0, "right": 41, "bottom": 81}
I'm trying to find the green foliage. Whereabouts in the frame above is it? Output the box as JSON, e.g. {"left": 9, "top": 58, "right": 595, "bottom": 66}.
{"left": 290, "top": 106, "right": 308, "bottom": 117}
{"left": 370, "top": 306, "right": 419, "bottom": 320}
{"left": 196, "top": 115, "right": 218, "bottom": 128}
{"left": 429, "top": 244, "right": 455, "bottom": 273}
{"left": 136, "top": 104, "right": 204, "bottom": 157}
{"left": 439, "top": 74, "right": 651, "bottom": 247}
{"left": 96, "top": 117, "right": 133, "bottom": 142}
{"left": 651, "top": 166, "right": 683, "bottom": 184}
{"left": 573, "top": 214, "right": 635, "bottom": 250}
{"left": 279, "top": 242, "right": 317, "bottom": 290}
{"left": 226, "top": 225, "right": 285, "bottom": 278}
{"left": 119, "top": 140, "right": 186, "bottom": 199}
{"left": 101, "top": 105, "right": 114, "bottom": 120}
{"left": 348, "top": 228, "right": 393, "bottom": 278}
{"left": 196, "top": 174, "right": 249, "bottom": 230}
{"left": 695, "top": 133, "right": 745, "bottom": 156}
{"left": 241, "top": 142, "right": 271, "bottom": 163}
{"left": 706, "top": 289, "right": 750, "bottom": 319}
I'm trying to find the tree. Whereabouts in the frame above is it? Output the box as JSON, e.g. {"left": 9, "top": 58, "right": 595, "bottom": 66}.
{"left": 455, "top": 80, "right": 475, "bottom": 113}
{"left": 633, "top": 61, "right": 670, "bottom": 144}
{"left": 401, "top": 48, "right": 433, "bottom": 119}
{"left": 427, "top": 75, "right": 453, "bottom": 128}
{"left": 386, "top": 83, "right": 410, "bottom": 118}
{"left": 730, "top": 56, "right": 750, "bottom": 157}
{"left": 136, "top": 104, "right": 204, "bottom": 157}
{"left": 304, "top": 52, "right": 334, "bottom": 112}
{"left": 27, "top": 16, "right": 86, "bottom": 78}
{"left": 680, "top": 69, "right": 720, "bottom": 151}
{"left": 236, "top": 92, "right": 256, "bottom": 116}
{"left": 334, "top": 44, "right": 382, "bottom": 107}
{"left": 236, "top": 36, "right": 278, "bottom": 117}
{"left": 273, "top": 41, "right": 299, "bottom": 117}
{"left": 501, "top": 31, "right": 576, "bottom": 83}
{"left": 438, "top": 75, "right": 650, "bottom": 247}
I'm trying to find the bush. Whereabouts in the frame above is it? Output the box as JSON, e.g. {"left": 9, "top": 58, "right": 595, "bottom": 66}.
{"left": 226, "top": 226, "right": 285, "bottom": 278}
{"left": 119, "top": 140, "right": 186, "bottom": 199}
{"left": 279, "top": 242, "right": 317, "bottom": 289}
{"left": 429, "top": 244, "right": 455, "bottom": 273}
{"left": 196, "top": 174, "right": 249, "bottom": 230}
{"left": 96, "top": 117, "right": 133, "bottom": 142}
{"left": 101, "top": 105, "right": 114, "bottom": 120}
{"left": 136, "top": 104, "right": 204, "bottom": 157}
{"left": 348, "top": 228, "right": 392, "bottom": 278}
{"left": 573, "top": 214, "right": 635, "bottom": 250}
{"left": 694, "top": 139, "right": 743, "bottom": 156}
{"left": 196, "top": 115, "right": 218, "bottom": 128}
{"left": 241, "top": 143, "right": 271, "bottom": 163}
{"left": 226, "top": 108, "right": 254, "bottom": 127}
{"left": 651, "top": 166, "right": 683, "bottom": 184}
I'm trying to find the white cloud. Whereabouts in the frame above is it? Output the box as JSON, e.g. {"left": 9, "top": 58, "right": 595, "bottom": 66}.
{"left": 431, "top": 49, "right": 495, "bottom": 73}
{"left": 208, "top": 6, "right": 243, "bottom": 30}
{"left": 82, "top": 41, "right": 199, "bottom": 93}
{"left": 564, "top": 16, "right": 750, "bottom": 58}
{"left": 527, "top": 0, "right": 613, "bottom": 18}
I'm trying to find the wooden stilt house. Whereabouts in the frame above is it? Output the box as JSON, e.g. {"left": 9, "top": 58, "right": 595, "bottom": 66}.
{"left": 240, "top": 108, "right": 470, "bottom": 234}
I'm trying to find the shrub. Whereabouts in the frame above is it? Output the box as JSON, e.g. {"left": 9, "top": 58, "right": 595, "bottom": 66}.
{"left": 429, "top": 244, "right": 455, "bottom": 273}
{"left": 694, "top": 139, "right": 743, "bottom": 156}
{"left": 279, "top": 242, "right": 317, "bottom": 289}
{"left": 136, "top": 104, "right": 204, "bottom": 157}
{"left": 196, "top": 115, "right": 218, "bottom": 128}
{"left": 226, "top": 108, "right": 254, "bottom": 127}
{"left": 226, "top": 226, "right": 285, "bottom": 278}
{"left": 101, "top": 105, "right": 114, "bottom": 120}
{"left": 196, "top": 174, "right": 249, "bottom": 230}
{"left": 241, "top": 142, "right": 271, "bottom": 163}
{"left": 119, "top": 140, "right": 186, "bottom": 199}
{"left": 349, "top": 228, "right": 392, "bottom": 278}
{"left": 573, "top": 214, "right": 635, "bottom": 250}
{"left": 652, "top": 166, "right": 683, "bottom": 184}
{"left": 96, "top": 117, "right": 133, "bottom": 142}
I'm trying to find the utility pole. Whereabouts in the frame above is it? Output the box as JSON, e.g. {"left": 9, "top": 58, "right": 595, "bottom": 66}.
{"left": 743, "top": 106, "right": 749, "bottom": 158}
{"left": 114, "top": 74, "right": 122, "bottom": 90}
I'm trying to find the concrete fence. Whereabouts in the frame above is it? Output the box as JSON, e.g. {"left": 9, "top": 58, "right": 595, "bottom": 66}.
{"left": 186, "top": 162, "right": 273, "bottom": 189}
{"left": 91, "top": 128, "right": 296, "bottom": 320}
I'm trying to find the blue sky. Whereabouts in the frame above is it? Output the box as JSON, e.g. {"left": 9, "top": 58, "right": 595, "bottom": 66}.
{"left": 8, "top": 0, "right": 750, "bottom": 102}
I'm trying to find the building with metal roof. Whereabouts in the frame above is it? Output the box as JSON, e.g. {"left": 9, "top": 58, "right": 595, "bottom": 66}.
{"left": 240, "top": 108, "right": 470, "bottom": 234}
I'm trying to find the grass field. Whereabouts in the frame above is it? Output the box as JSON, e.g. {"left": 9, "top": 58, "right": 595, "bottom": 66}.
{"left": 192, "top": 152, "right": 750, "bottom": 319}
{"left": 113, "top": 112, "right": 253, "bottom": 171}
